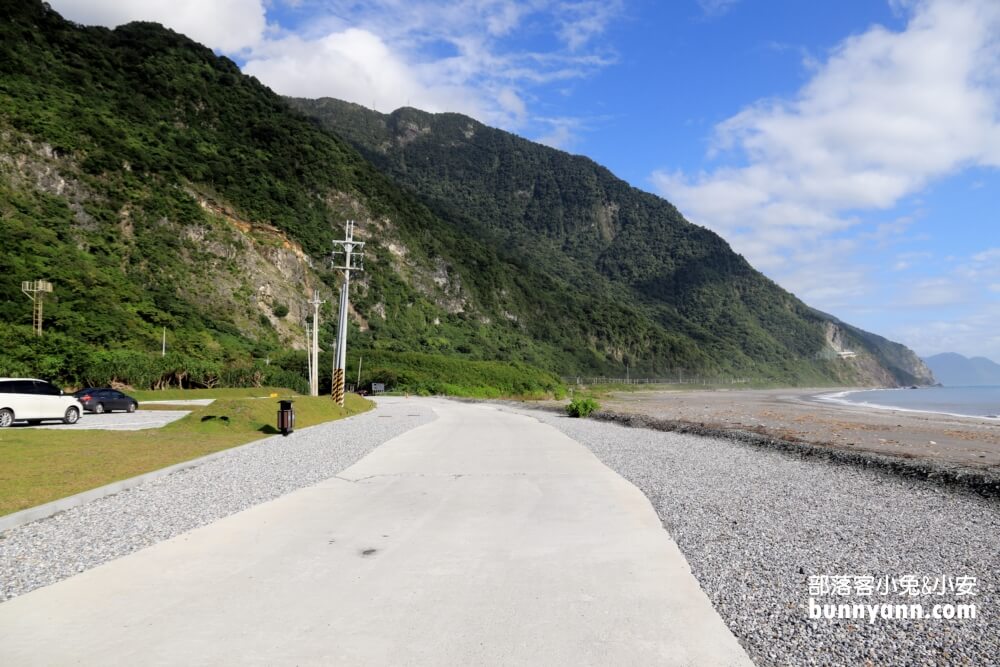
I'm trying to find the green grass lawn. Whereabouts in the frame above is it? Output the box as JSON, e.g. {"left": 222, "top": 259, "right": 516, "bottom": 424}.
{"left": 130, "top": 386, "right": 299, "bottom": 401}
{"left": 0, "top": 393, "right": 372, "bottom": 517}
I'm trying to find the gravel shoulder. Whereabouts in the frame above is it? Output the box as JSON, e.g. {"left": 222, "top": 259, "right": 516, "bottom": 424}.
{"left": 505, "top": 405, "right": 1000, "bottom": 667}
{"left": 0, "top": 397, "right": 436, "bottom": 601}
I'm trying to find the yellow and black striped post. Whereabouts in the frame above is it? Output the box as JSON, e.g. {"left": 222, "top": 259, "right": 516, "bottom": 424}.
{"left": 332, "top": 368, "right": 345, "bottom": 407}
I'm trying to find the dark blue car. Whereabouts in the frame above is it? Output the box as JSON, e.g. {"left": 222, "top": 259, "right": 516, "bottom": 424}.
{"left": 73, "top": 388, "right": 139, "bottom": 414}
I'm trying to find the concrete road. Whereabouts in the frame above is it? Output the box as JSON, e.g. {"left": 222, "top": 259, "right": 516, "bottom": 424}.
{"left": 0, "top": 400, "right": 752, "bottom": 666}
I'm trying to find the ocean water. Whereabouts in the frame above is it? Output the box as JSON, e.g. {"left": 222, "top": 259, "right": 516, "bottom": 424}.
{"left": 822, "top": 386, "right": 1000, "bottom": 419}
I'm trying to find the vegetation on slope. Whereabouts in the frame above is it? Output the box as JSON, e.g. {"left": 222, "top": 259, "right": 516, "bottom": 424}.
{"left": 291, "top": 98, "right": 934, "bottom": 385}
{"left": 0, "top": 1, "right": 931, "bottom": 392}
{"left": 0, "top": 2, "right": 576, "bottom": 390}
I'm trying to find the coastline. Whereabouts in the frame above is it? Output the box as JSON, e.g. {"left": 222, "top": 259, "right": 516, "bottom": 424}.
{"left": 506, "top": 404, "right": 1000, "bottom": 666}
{"left": 562, "top": 386, "right": 1000, "bottom": 473}
{"left": 816, "top": 387, "right": 1000, "bottom": 421}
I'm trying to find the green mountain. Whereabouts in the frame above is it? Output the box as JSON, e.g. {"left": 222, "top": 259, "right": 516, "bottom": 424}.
{"left": 0, "top": 0, "right": 932, "bottom": 392}
{"left": 290, "top": 98, "right": 934, "bottom": 386}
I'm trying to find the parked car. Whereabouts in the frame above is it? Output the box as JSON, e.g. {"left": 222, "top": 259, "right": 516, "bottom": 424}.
{"left": 0, "top": 378, "right": 83, "bottom": 427}
{"left": 73, "top": 388, "right": 139, "bottom": 414}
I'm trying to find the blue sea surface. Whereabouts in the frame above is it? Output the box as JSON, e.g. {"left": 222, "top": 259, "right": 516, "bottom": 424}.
{"left": 828, "top": 386, "right": 1000, "bottom": 418}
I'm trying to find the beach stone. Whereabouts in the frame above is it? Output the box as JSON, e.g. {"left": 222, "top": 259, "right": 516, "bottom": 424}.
{"left": 507, "top": 405, "right": 1000, "bottom": 667}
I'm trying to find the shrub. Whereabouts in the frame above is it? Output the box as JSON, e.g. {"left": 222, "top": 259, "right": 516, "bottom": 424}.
{"left": 272, "top": 303, "right": 289, "bottom": 318}
{"left": 566, "top": 397, "right": 599, "bottom": 418}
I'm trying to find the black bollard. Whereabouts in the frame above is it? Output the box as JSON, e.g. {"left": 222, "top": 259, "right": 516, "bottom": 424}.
{"left": 277, "top": 399, "right": 295, "bottom": 436}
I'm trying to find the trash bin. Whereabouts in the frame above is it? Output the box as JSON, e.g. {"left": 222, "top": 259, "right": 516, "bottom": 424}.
{"left": 277, "top": 399, "right": 295, "bottom": 436}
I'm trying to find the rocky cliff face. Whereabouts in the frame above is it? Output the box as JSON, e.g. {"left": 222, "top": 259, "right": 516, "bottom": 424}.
{"left": 820, "top": 317, "right": 936, "bottom": 386}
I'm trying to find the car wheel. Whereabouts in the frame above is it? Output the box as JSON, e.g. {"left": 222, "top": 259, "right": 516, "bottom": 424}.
{"left": 127, "top": 402, "right": 136, "bottom": 413}
{"left": 95, "top": 403, "right": 105, "bottom": 414}
{"left": 0, "top": 409, "right": 13, "bottom": 428}
{"left": 63, "top": 406, "right": 80, "bottom": 425}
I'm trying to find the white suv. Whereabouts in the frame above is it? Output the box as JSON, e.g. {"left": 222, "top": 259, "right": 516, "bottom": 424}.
{"left": 0, "top": 378, "right": 83, "bottom": 427}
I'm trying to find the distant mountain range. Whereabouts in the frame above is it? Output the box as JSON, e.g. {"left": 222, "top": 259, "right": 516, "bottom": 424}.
{"left": 923, "top": 353, "right": 1000, "bottom": 386}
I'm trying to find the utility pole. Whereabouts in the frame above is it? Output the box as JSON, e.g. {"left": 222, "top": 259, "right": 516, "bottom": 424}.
{"left": 308, "top": 289, "right": 325, "bottom": 396}
{"left": 21, "top": 280, "right": 53, "bottom": 336}
{"left": 357, "top": 355, "right": 363, "bottom": 388}
{"left": 330, "top": 220, "right": 365, "bottom": 406}
{"left": 305, "top": 323, "right": 312, "bottom": 394}
{"left": 162, "top": 327, "right": 166, "bottom": 357}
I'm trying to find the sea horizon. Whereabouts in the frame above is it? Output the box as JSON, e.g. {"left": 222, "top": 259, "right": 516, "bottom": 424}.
{"left": 820, "top": 385, "right": 1000, "bottom": 419}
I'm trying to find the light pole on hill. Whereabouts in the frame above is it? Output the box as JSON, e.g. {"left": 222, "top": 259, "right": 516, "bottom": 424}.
{"left": 21, "top": 280, "right": 53, "bottom": 336}
{"left": 331, "top": 220, "right": 365, "bottom": 406}
{"left": 308, "top": 289, "right": 326, "bottom": 396}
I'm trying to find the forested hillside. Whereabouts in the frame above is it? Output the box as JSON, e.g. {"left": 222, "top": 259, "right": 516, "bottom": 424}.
{"left": 0, "top": 0, "right": 559, "bottom": 393}
{"left": 291, "top": 98, "right": 934, "bottom": 386}
{"left": 0, "top": 0, "right": 932, "bottom": 391}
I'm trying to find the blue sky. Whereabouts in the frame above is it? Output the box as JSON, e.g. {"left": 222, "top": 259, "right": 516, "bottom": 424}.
{"left": 50, "top": 0, "right": 1000, "bottom": 362}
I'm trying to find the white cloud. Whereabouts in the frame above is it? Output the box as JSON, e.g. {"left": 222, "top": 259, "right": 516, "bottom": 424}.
{"left": 878, "top": 247, "right": 1000, "bottom": 358}
{"left": 497, "top": 87, "right": 527, "bottom": 119}
{"left": 953, "top": 247, "right": 1000, "bottom": 287}
{"left": 49, "top": 0, "right": 622, "bottom": 130}
{"left": 698, "top": 0, "right": 741, "bottom": 17}
{"left": 973, "top": 247, "right": 1000, "bottom": 262}
{"left": 242, "top": 1, "right": 621, "bottom": 127}
{"left": 243, "top": 29, "right": 493, "bottom": 118}
{"left": 49, "top": 0, "right": 266, "bottom": 52}
{"left": 652, "top": 0, "right": 1000, "bottom": 309}
{"left": 534, "top": 117, "right": 585, "bottom": 150}
{"left": 892, "top": 251, "right": 932, "bottom": 271}
{"left": 778, "top": 264, "right": 869, "bottom": 308}
{"left": 862, "top": 216, "right": 917, "bottom": 245}
{"left": 320, "top": 1, "right": 621, "bottom": 52}
{"left": 902, "top": 278, "right": 968, "bottom": 307}
{"left": 241, "top": 28, "right": 536, "bottom": 125}
{"left": 893, "top": 303, "right": 1000, "bottom": 360}
{"left": 557, "top": 1, "right": 625, "bottom": 51}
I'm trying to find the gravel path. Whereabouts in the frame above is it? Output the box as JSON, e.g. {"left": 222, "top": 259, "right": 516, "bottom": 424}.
{"left": 513, "top": 406, "right": 1000, "bottom": 667}
{"left": 30, "top": 409, "right": 191, "bottom": 430}
{"left": 0, "top": 398, "right": 436, "bottom": 602}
